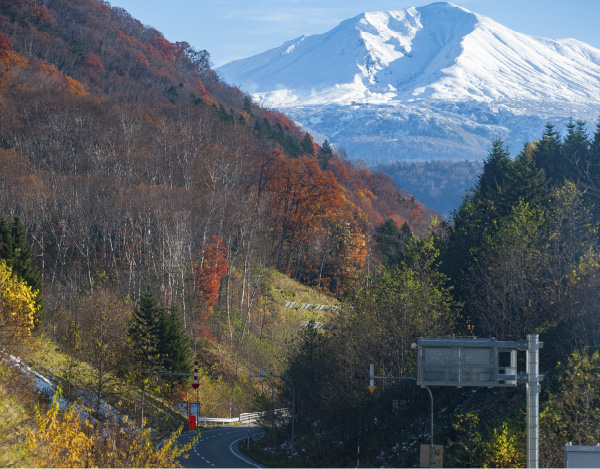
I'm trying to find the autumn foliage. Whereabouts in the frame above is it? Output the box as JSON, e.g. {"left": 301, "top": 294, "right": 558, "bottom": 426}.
{"left": 194, "top": 236, "right": 229, "bottom": 309}
{"left": 0, "top": 0, "right": 436, "bottom": 338}
{"left": 0, "top": 260, "right": 38, "bottom": 341}
{"left": 26, "top": 389, "right": 195, "bottom": 468}
{"left": 193, "top": 236, "right": 229, "bottom": 340}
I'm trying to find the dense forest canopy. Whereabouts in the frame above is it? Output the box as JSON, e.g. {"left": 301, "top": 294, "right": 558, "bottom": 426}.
{"left": 2, "top": 0, "right": 600, "bottom": 467}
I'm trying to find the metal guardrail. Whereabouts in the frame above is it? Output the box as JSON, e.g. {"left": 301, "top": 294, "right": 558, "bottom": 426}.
{"left": 197, "top": 408, "right": 290, "bottom": 426}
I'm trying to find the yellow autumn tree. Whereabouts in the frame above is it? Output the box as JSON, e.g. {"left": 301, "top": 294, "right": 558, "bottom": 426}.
{"left": 27, "top": 388, "right": 197, "bottom": 467}
{"left": 481, "top": 422, "right": 526, "bottom": 468}
{"left": 0, "top": 260, "right": 38, "bottom": 343}
{"left": 27, "top": 391, "right": 95, "bottom": 468}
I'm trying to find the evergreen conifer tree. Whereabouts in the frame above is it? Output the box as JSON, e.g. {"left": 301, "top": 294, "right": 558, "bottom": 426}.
{"left": 509, "top": 143, "right": 548, "bottom": 208}
{"left": 562, "top": 119, "right": 590, "bottom": 184}
{"left": 374, "top": 219, "right": 413, "bottom": 268}
{"left": 155, "top": 308, "right": 193, "bottom": 385}
{"left": 0, "top": 216, "right": 11, "bottom": 262}
{"left": 301, "top": 133, "right": 315, "bottom": 156}
{"left": 475, "top": 140, "right": 512, "bottom": 201}
{"left": 532, "top": 122, "right": 563, "bottom": 185}
{"left": 128, "top": 287, "right": 162, "bottom": 375}
{"left": 588, "top": 120, "right": 600, "bottom": 204}
{"left": 318, "top": 139, "right": 334, "bottom": 169}
{"left": 129, "top": 287, "right": 193, "bottom": 383}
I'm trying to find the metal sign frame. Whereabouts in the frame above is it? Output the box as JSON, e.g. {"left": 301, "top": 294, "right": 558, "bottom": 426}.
{"left": 416, "top": 335, "right": 543, "bottom": 469}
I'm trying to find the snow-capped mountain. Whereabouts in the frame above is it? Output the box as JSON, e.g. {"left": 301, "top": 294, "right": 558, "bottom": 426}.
{"left": 218, "top": 2, "right": 600, "bottom": 162}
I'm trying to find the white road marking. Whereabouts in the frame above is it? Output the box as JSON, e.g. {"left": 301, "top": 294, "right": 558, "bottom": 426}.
{"left": 229, "top": 434, "right": 263, "bottom": 468}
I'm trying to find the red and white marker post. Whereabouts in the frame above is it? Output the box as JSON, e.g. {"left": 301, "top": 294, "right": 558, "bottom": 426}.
{"left": 192, "top": 361, "right": 199, "bottom": 389}
{"left": 190, "top": 361, "right": 199, "bottom": 428}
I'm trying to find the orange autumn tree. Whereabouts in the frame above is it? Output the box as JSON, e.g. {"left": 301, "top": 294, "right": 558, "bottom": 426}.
{"left": 193, "top": 236, "right": 228, "bottom": 340}
{"left": 266, "top": 153, "right": 344, "bottom": 273}
{"left": 306, "top": 202, "right": 369, "bottom": 294}
{"left": 0, "top": 33, "right": 27, "bottom": 90}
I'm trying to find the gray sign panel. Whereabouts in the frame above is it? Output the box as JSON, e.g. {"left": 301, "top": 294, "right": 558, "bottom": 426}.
{"left": 417, "top": 338, "right": 517, "bottom": 387}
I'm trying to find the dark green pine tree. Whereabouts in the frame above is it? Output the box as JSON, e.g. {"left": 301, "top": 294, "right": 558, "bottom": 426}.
{"left": 128, "top": 287, "right": 162, "bottom": 376}
{"left": 155, "top": 308, "right": 194, "bottom": 386}
{"left": 243, "top": 95, "right": 253, "bottom": 115}
{"left": 562, "top": 119, "right": 590, "bottom": 184}
{"left": 442, "top": 140, "right": 513, "bottom": 295}
{"left": 318, "top": 139, "right": 334, "bottom": 169}
{"left": 0, "top": 215, "right": 43, "bottom": 325}
{"left": 592, "top": 120, "right": 600, "bottom": 160}
{"left": 10, "top": 216, "right": 42, "bottom": 294}
{"left": 508, "top": 143, "right": 548, "bottom": 208}
{"left": 590, "top": 120, "right": 600, "bottom": 187}
{"left": 473, "top": 139, "right": 514, "bottom": 222}
{"left": 0, "top": 216, "right": 12, "bottom": 264}
{"left": 584, "top": 119, "right": 600, "bottom": 218}
{"left": 532, "top": 122, "right": 563, "bottom": 186}
{"left": 301, "top": 133, "right": 315, "bottom": 156}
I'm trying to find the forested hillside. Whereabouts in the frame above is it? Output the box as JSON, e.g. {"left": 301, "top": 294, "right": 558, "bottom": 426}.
{"left": 2, "top": 0, "right": 600, "bottom": 468}
{"left": 0, "top": 0, "right": 434, "bottom": 346}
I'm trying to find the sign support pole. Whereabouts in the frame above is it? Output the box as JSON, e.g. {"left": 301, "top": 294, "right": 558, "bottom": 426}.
{"left": 416, "top": 336, "right": 543, "bottom": 469}
{"left": 526, "top": 334, "right": 540, "bottom": 469}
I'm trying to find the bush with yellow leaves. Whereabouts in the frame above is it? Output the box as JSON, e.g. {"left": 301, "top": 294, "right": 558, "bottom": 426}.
{"left": 0, "top": 260, "right": 38, "bottom": 343}
{"left": 27, "top": 388, "right": 197, "bottom": 468}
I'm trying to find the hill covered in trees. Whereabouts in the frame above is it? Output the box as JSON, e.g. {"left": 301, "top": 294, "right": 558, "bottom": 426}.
{"left": 0, "top": 0, "right": 435, "bottom": 349}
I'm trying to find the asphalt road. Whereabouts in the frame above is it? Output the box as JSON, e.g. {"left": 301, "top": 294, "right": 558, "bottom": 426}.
{"left": 179, "top": 425, "right": 264, "bottom": 468}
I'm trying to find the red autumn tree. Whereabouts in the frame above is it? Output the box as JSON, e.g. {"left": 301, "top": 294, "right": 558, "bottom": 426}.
{"left": 194, "top": 236, "right": 228, "bottom": 309}
{"left": 151, "top": 36, "right": 176, "bottom": 63}
{"left": 0, "top": 33, "right": 27, "bottom": 75}
{"left": 193, "top": 236, "right": 229, "bottom": 341}
{"left": 84, "top": 52, "right": 104, "bottom": 75}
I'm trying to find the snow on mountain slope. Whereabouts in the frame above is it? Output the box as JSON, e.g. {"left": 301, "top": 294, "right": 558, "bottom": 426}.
{"left": 218, "top": 2, "right": 600, "bottom": 162}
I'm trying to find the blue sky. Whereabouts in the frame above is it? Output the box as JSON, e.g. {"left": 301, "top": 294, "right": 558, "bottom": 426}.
{"left": 108, "top": 0, "right": 600, "bottom": 67}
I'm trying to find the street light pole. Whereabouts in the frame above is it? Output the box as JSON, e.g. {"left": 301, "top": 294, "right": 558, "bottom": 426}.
{"left": 369, "top": 365, "right": 435, "bottom": 468}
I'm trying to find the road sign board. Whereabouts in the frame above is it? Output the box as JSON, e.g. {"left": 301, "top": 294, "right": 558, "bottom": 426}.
{"left": 417, "top": 338, "right": 517, "bottom": 387}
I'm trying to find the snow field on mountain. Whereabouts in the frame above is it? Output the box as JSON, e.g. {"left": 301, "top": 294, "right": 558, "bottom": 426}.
{"left": 218, "top": 2, "right": 600, "bottom": 162}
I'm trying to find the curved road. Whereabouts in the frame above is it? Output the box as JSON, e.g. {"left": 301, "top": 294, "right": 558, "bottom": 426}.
{"left": 179, "top": 425, "right": 264, "bottom": 468}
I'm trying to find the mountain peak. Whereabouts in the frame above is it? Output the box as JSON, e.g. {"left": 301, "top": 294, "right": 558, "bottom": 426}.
{"left": 218, "top": 3, "right": 600, "bottom": 162}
